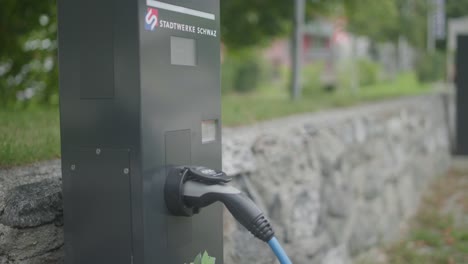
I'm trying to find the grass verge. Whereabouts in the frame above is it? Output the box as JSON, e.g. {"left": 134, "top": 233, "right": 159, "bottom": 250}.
{"left": 0, "top": 108, "right": 60, "bottom": 167}
{"left": 222, "top": 73, "right": 431, "bottom": 126}
{"left": 384, "top": 169, "right": 468, "bottom": 264}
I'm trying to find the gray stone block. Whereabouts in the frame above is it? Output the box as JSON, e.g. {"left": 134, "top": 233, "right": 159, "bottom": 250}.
{"left": 0, "top": 223, "right": 63, "bottom": 262}
{"left": 1, "top": 179, "right": 62, "bottom": 228}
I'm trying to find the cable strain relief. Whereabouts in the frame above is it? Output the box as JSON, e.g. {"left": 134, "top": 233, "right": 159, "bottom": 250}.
{"left": 248, "top": 214, "right": 275, "bottom": 242}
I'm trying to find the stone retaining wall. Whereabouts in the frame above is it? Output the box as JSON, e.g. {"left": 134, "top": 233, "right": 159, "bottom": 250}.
{"left": 0, "top": 93, "right": 453, "bottom": 263}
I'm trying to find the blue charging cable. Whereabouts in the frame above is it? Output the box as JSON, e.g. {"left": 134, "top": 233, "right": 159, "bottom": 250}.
{"left": 167, "top": 166, "right": 293, "bottom": 263}
{"left": 268, "top": 237, "right": 292, "bottom": 264}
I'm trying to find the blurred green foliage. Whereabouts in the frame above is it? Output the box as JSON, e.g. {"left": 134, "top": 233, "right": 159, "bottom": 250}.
{"left": 220, "top": 0, "right": 345, "bottom": 49}
{"left": 447, "top": 0, "right": 468, "bottom": 18}
{"left": 345, "top": 0, "right": 429, "bottom": 49}
{"left": 222, "top": 72, "right": 430, "bottom": 126}
{"left": 336, "top": 59, "right": 382, "bottom": 91}
{"left": 221, "top": 56, "right": 238, "bottom": 93}
{"left": 357, "top": 59, "right": 381, "bottom": 86}
{"left": 345, "top": 0, "right": 400, "bottom": 43}
{"left": 233, "top": 58, "right": 262, "bottom": 93}
{"left": 346, "top": 0, "right": 468, "bottom": 51}
{"left": 222, "top": 50, "right": 268, "bottom": 93}
{"left": 416, "top": 51, "right": 446, "bottom": 83}
{"left": 301, "top": 63, "right": 325, "bottom": 96}
{"left": 0, "top": 1, "right": 58, "bottom": 109}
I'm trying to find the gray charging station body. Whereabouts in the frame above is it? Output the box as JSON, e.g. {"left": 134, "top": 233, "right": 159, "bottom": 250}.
{"left": 58, "top": 0, "right": 222, "bottom": 263}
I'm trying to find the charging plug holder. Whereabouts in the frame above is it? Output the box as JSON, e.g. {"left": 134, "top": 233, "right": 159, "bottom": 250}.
{"left": 165, "top": 167, "right": 196, "bottom": 216}
{"left": 165, "top": 166, "right": 232, "bottom": 216}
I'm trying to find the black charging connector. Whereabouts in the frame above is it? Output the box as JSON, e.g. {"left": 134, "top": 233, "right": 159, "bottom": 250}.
{"left": 164, "top": 166, "right": 274, "bottom": 242}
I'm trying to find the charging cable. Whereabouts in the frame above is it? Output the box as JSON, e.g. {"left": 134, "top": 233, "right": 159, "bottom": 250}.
{"left": 165, "top": 166, "right": 292, "bottom": 264}
{"left": 268, "top": 237, "right": 292, "bottom": 264}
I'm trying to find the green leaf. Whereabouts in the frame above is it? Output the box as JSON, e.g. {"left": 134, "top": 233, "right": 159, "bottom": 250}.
{"left": 201, "top": 251, "right": 216, "bottom": 264}
{"left": 193, "top": 253, "right": 202, "bottom": 264}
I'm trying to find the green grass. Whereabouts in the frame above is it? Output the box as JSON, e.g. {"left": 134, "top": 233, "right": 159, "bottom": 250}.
{"left": 0, "top": 73, "right": 431, "bottom": 167}
{"left": 222, "top": 72, "right": 431, "bottom": 126}
{"left": 388, "top": 216, "right": 468, "bottom": 264}
{"left": 384, "top": 170, "right": 468, "bottom": 264}
{"left": 0, "top": 108, "right": 60, "bottom": 167}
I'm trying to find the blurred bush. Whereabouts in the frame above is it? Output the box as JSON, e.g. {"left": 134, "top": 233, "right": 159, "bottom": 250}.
{"left": 337, "top": 63, "right": 353, "bottom": 91}
{"left": 235, "top": 57, "right": 261, "bottom": 93}
{"left": 336, "top": 59, "right": 382, "bottom": 91}
{"left": 357, "top": 59, "right": 381, "bottom": 86}
{"left": 221, "top": 55, "right": 238, "bottom": 93}
{"left": 222, "top": 50, "right": 265, "bottom": 93}
{"left": 416, "top": 51, "right": 446, "bottom": 83}
{"left": 301, "top": 63, "right": 325, "bottom": 96}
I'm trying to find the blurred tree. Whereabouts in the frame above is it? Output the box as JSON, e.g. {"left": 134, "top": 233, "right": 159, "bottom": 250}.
{"left": 0, "top": 1, "right": 51, "bottom": 62}
{"left": 345, "top": 0, "right": 429, "bottom": 49}
{"left": 397, "top": 0, "right": 429, "bottom": 49}
{"left": 344, "top": 0, "right": 400, "bottom": 43}
{"left": 221, "top": 0, "right": 343, "bottom": 49}
{"left": 0, "top": 0, "right": 57, "bottom": 108}
{"left": 446, "top": 0, "right": 468, "bottom": 18}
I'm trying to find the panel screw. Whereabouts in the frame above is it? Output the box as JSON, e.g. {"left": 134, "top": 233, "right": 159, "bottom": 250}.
{"left": 123, "top": 168, "right": 130, "bottom": 174}
{"left": 96, "top": 148, "right": 101, "bottom": 155}
{"left": 71, "top": 164, "right": 76, "bottom": 171}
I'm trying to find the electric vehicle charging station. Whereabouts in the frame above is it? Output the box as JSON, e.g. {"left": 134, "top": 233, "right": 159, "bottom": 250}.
{"left": 58, "top": 0, "right": 291, "bottom": 263}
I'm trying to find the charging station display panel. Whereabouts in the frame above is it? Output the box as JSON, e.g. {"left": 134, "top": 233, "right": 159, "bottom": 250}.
{"left": 171, "top": 36, "right": 196, "bottom": 66}
{"left": 140, "top": 1, "right": 222, "bottom": 263}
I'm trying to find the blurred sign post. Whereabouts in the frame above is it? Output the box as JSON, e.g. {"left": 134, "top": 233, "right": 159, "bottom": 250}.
{"left": 291, "top": 0, "right": 305, "bottom": 100}
{"left": 428, "top": 0, "right": 446, "bottom": 51}
{"left": 433, "top": 0, "right": 446, "bottom": 40}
